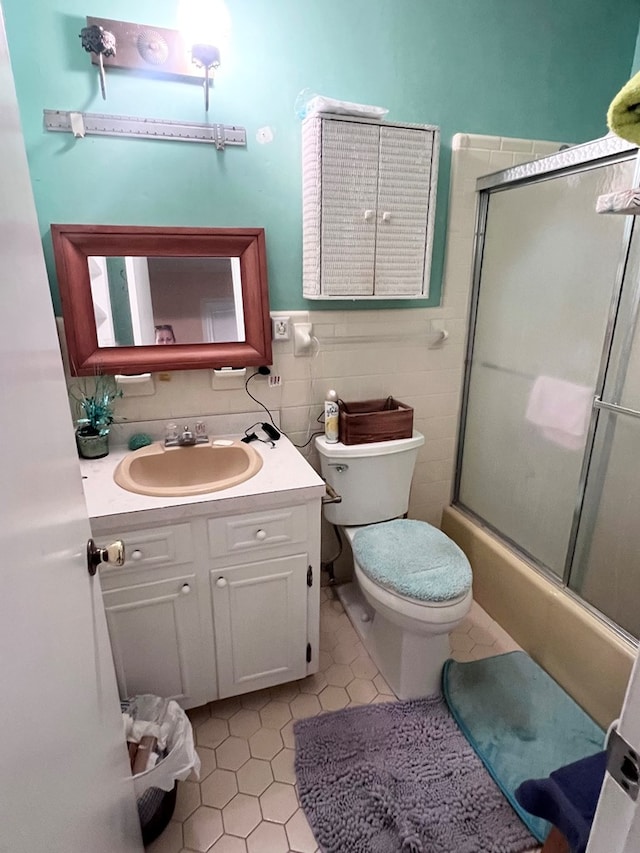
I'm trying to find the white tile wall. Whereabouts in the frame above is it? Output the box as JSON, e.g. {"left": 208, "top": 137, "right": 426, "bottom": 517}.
{"left": 63, "top": 133, "right": 563, "bottom": 532}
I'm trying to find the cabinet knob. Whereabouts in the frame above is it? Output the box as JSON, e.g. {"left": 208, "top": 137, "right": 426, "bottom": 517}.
{"left": 131, "top": 549, "right": 143, "bottom": 561}
{"left": 216, "top": 577, "right": 228, "bottom": 588}
{"left": 363, "top": 209, "right": 374, "bottom": 222}
{"left": 255, "top": 529, "right": 268, "bottom": 541}
{"left": 181, "top": 583, "right": 191, "bottom": 595}
{"left": 382, "top": 211, "right": 392, "bottom": 222}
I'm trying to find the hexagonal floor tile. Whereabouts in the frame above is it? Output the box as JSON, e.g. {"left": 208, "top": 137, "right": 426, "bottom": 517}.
{"left": 280, "top": 719, "right": 296, "bottom": 749}
{"left": 236, "top": 757, "right": 274, "bottom": 795}
{"left": 347, "top": 678, "right": 378, "bottom": 704}
{"left": 195, "top": 746, "right": 216, "bottom": 781}
{"left": 222, "top": 793, "right": 261, "bottom": 838}
{"left": 350, "top": 655, "right": 378, "bottom": 680}
{"left": 331, "top": 643, "right": 359, "bottom": 665}
{"left": 209, "top": 696, "right": 242, "bottom": 720}
{"left": 240, "top": 688, "right": 272, "bottom": 710}
{"left": 298, "top": 672, "right": 328, "bottom": 695}
{"left": 269, "top": 682, "right": 301, "bottom": 703}
{"left": 373, "top": 673, "right": 392, "bottom": 694}
{"left": 289, "top": 693, "right": 321, "bottom": 720}
{"left": 228, "top": 708, "right": 262, "bottom": 739}
{"left": 216, "top": 736, "right": 251, "bottom": 771}
{"left": 197, "top": 717, "right": 230, "bottom": 750}
{"left": 318, "top": 685, "right": 350, "bottom": 711}
{"left": 248, "top": 727, "right": 283, "bottom": 760}
{"left": 174, "top": 780, "right": 201, "bottom": 822}
{"left": 183, "top": 805, "right": 223, "bottom": 852}
{"left": 187, "top": 705, "right": 211, "bottom": 727}
{"left": 325, "top": 663, "right": 354, "bottom": 688}
{"left": 201, "top": 768, "right": 238, "bottom": 809}
{"left": 259, "top": 700, "right": 291, "bottom": 730}
{"left": 318, "top": 650, "right": 332, "bottom": 671}
{"left": 271, "top": 747, "right": 296, "bottom": 784}
{"left": 260, "top": 782, "right": 299, "bottom": 823}
{"left": 209, "top": 835, "right": 248, "bottom": 853}
{"left": 450, "top": 631, "right": 475, "bottom": 653}
{"left": 469, "top": 624, "right": 497, "bottom": 646}
{"left": 286, "top": 808, "right": 318, "bottom": 853}
{"left": 246, "top": 821, "right": 289, "bottom": 853}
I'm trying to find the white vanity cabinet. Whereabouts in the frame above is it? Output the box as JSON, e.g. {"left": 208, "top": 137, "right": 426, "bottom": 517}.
{"left": 302, "top": 113, "right": 439, "bottom": 299}
{"left": 99, "top": 522, "right": 212, "bottom": 709}
{"left": 93, "top": 488, "right": 322, "bottom": 710}
{"left": 208, "top": 504, "right": 312, "bottom": 698}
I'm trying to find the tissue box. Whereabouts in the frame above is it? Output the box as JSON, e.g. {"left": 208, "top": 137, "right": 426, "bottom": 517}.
{"left": 338, "top": 397, "right": 413, "bottom": 445}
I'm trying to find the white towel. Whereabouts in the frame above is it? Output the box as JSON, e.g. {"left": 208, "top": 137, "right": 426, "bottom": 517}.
{"left": 525, "top": 376, "right": 593, "bottom": 450}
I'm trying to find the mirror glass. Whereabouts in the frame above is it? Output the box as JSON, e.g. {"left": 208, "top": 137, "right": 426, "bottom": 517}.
{"left": 51, "top": 225, "right": 272, "bottom": 376}
{"left": 90, "top": 256, "right": 245, "bottom": 347}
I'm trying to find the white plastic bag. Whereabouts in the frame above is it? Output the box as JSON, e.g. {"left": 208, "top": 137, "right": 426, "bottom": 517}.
{"left": 124, "top": 695, "right": 201, "bottom": 796}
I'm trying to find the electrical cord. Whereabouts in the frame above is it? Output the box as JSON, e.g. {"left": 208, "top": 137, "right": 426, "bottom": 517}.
{"left": 244, "top": 369, "right": 324, "bottom": 449}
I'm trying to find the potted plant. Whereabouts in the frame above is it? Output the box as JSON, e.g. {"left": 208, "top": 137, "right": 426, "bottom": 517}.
{"left": 70, "top": 375, "right": 122, "bottom": 459}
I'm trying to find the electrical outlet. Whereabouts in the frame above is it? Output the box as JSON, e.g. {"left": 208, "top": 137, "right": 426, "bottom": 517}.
{"left": 268, "top": 375, "right": 282, "bottom": 387}
{"left": 271, "top": 315, "right": 291, "bottom": 341}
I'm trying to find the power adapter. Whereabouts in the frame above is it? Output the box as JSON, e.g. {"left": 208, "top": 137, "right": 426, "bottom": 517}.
{"left": 262, "top": 423, "right": 280, "bottom": 441}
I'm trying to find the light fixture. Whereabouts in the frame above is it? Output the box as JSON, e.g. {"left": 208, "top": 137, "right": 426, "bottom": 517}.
{"left": 80, "top": 23, "right": 116, "bottom": 100}
{"left": 78, "top": 4, "right": 231, "bottom": 113}
{"left": 190, "top": 43, "right": 220, "bottom": 112}
{"left": 178, "top": 0, "right": 231, "bottom": 111}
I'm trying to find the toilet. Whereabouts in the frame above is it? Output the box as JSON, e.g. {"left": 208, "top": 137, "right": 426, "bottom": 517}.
{"left": 316, "top": 431, "right": 473, "bottom": 699}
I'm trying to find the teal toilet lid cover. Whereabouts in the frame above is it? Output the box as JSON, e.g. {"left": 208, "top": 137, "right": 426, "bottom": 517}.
{"left": 352, "top": 519, "right": 472, "bottom": 602}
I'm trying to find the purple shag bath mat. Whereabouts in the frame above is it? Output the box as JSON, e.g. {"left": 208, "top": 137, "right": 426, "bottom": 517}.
{"left": 294, "top": 696, "right": 536, "bottom": 853}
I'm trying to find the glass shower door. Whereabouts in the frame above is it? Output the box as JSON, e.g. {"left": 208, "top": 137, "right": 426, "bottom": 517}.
{"left": 457, "top": 158, "right": 636, "bottom": 577}
{"left": 569, "top": 224, "right": 640, "bottom": 639}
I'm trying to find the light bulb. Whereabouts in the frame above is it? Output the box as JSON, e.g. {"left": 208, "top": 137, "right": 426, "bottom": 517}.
{"left": 177, "top": 0, "right": 231, "bottom": 67}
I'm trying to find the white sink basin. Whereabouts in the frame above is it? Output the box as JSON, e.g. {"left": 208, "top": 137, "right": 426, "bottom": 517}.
{"left": 114, "top": 441, "right": 263, "bottom": 497}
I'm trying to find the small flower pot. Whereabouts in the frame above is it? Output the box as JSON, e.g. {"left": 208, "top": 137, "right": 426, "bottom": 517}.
{"left": 76, "top": 430, "right": 109, "bottom": 459}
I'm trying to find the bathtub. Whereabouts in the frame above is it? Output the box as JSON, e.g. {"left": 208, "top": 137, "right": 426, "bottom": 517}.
{"left": 441, "top": 506, "right": 636, "bottom": 729}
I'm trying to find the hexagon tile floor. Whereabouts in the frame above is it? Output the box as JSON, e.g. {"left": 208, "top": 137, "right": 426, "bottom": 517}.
{"left": 146, "top": 588, "right": 541, "bottom": 853}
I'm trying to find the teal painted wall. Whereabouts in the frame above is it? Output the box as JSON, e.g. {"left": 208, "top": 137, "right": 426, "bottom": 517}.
{"left": 4, "top": 0, "right": 640, "bottom": 313}
{"left": 632, "top": 19, "right": 640, "bottom": 73}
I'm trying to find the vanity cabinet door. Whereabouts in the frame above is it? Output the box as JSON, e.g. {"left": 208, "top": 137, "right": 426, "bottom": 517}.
{"left": 211, "top": 554, "right": 309, "bottom": 698}
{"left": 103, "top": 573, "right": 207, "bottom": 708}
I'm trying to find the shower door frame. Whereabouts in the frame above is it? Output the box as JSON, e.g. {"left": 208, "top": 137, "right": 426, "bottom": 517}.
{"left": 453, "top": 134, "right": 640, "bottom": 641}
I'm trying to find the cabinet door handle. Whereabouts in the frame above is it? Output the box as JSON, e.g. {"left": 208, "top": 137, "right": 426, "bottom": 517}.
{"left": 181, "top": 583, "right": 191, "bottom": 595}
{"left": 363, "top": 209, "right": 375, "bottom": 222}
{"left": 216, "top": 577, "right": 228, "bottom": 588}
{"left": 131, "top": 549, "right": 143, "bottom": 561}
{"left": 382, "top": 211, "right": 392, "bottom": 222}
{"left": 255, "top": 529, "right": 268, "bottom": 541}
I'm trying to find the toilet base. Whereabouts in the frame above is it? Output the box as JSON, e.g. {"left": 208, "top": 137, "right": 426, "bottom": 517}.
{"left": 335, "top": 581, "right": 451, "bottom": 699}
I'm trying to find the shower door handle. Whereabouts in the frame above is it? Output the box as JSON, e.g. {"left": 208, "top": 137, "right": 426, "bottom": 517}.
{"left": 593, "top": 396, "right": 640, "bottom": 420}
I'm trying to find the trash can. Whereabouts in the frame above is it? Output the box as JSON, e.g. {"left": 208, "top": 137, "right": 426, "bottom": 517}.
{"left": 122, "top": 695, "right": 201, "bottom": 846}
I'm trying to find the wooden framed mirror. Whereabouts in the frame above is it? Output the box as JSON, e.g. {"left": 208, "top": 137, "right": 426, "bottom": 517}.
{"left": 51, "top": 224, "right": 273, "bottom": 376}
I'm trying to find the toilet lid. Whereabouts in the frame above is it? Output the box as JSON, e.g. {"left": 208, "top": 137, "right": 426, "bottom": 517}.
{"left": 352, "top": 519, "right": 472, "bottom": 602}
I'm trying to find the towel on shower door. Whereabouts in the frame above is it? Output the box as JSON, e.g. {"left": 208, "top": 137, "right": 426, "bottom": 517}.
{"left": 525, "top": 376, "right": 593, "bottom": 450}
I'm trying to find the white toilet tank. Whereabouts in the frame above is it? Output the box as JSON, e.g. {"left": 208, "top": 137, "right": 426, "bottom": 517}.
{"left": 315, "top": 432, "right": 425, "bottom": 526}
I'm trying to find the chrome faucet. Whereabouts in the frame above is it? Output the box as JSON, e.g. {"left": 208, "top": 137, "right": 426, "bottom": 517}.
{"left": 164, "top": 422, "right": 209, "bottom": 447}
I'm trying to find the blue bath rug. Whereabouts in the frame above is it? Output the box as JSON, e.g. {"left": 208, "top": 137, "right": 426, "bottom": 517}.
{"left": 294, "top": 696, "right": 537, "bottom": 853}
{"left": 442, "top": 651, "right": 606, "bottom": 843}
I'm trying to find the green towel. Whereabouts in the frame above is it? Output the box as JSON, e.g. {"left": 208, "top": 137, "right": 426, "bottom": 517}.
{"left": 607, "top": 71, "right": 640, "bottom": 145}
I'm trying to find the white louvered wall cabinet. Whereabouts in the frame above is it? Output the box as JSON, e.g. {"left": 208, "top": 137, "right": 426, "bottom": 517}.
{"left": 302, "top": 113, "right": 439, "bottom": 299}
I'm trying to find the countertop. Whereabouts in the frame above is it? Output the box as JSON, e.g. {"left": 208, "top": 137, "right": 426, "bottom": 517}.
{"left": 80, "top": 434, "right": 326, "bottom": 532}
